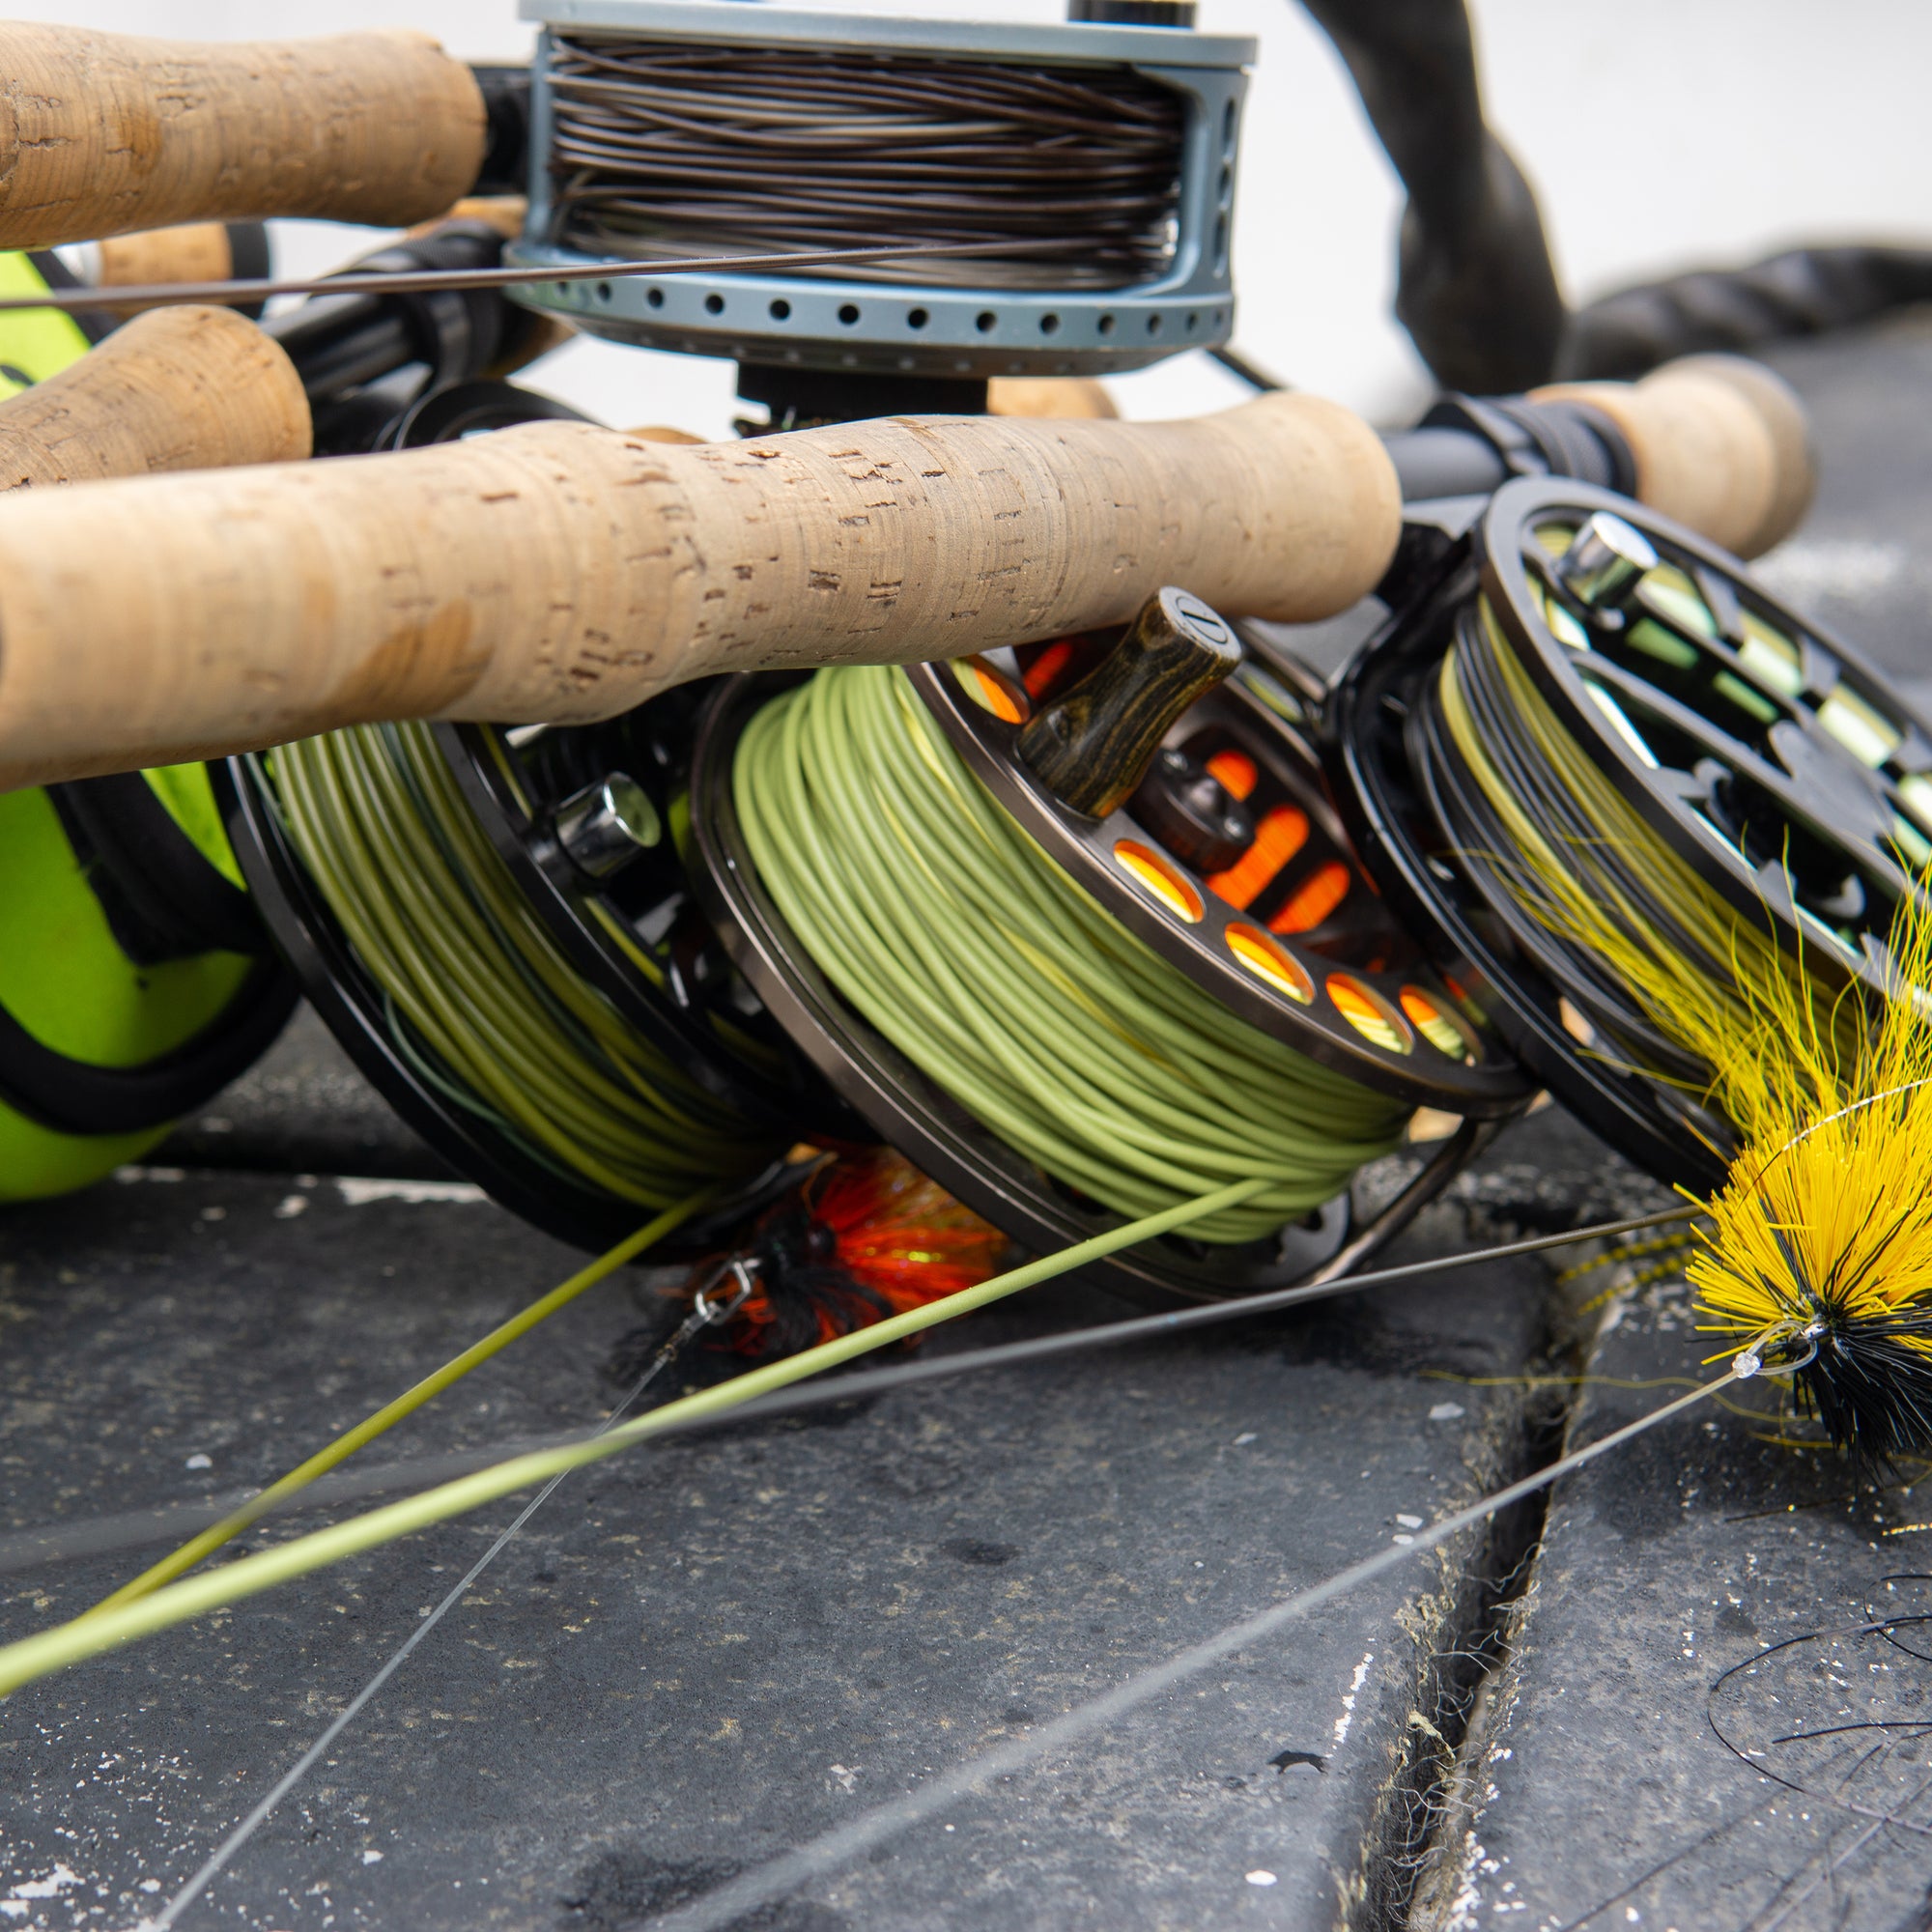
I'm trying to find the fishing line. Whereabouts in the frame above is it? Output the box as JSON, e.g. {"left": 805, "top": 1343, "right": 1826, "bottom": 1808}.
{"left": 641, "top": 1368, "right": 1749, "bottom": 1932}
{"left": 0, "top": 1200, "right": 1697, "bottom": 1582}
{"left": 546, "top": 36, "right": 1183, "bottom": 289}
{"left": 732, "top": 664, "right": 1410, "bottom": 1243}
{"left": 48, "top": 1200, "right": 1726, "bottom": 1918}
{"left": 82, "top": 1191, "right": 720, "bottom": 1616}
{"left": 0, "top": 1178, "right": 1274, "bottom": 1696}
{"left": 252, "top": 724, "right": 784, "bottom": 1236}
{"left": 145, "top": 1261, "right": 758, "bottom": 1932}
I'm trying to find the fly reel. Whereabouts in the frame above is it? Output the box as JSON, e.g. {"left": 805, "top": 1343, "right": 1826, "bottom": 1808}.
{"left": 1330, "top": 476, "right": 1932, "bottom": 1189}
{"left": 692, "top": 588, "right": 1533, "bottom": 1305}
{"left": 1, "top": 764, "right": 295, "bottom": 1200}
{"left": 508, "top": 0, "right": 1249, "bottom": 412}
{"left": 224, "top": 390, "right": 815, "bottom": 1254}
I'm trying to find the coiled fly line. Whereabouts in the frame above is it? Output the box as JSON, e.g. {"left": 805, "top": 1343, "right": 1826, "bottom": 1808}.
{"left": 1424, "top": 593, "right": 1865, "bottom": 1126}
{"left": 546, "top": 33, "right": 1185, "bottom": 289}
{"left": 732, "top": 664, "right": 1410, "bottom": 1247}
{"left": 263, "top": 724, "right": 782, "bottom": 1209}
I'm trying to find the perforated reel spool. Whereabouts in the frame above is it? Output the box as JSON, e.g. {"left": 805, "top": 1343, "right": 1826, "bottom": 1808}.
{"left": 689, "top": 594, "right": 1533, "bottom": 1306}
{"left": 223, "top": 384, "right": 811, "bottom": 1255}
{"left": 509, "top": 0, "right": 1250, "bottom": 381}
{"left": 1330, "top": 476, "right": 1932, "bottom": 1188}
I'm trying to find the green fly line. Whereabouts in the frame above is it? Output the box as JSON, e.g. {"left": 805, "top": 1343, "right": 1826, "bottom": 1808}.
{"left": 0, "top": 1177, "right": 1271, "bottom": 1697}
{"left": 733, "top": 665, "right": 1410, "bottom": 1245}
{"left": 1433, "top": 594, "right": 1865, "bottom": 1130}
{"left": 265, "top": 724, "right": 783, "bottom": 1207}
{"left": 82, "top": 1190, "right": 721, "bottom": 1618}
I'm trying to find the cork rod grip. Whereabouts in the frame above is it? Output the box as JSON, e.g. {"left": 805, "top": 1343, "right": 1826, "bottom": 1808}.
{"left": 1534, "top": 355, "right": 1815, "bottom": 559}
{"left": 0, "top": 391, "right": 1400, "bottom": 788}
{"left": 0, "top": 305, "right": 310, "bottom": 489}
{"left": 0, "top": 25, "right": 486, "bottom": 248}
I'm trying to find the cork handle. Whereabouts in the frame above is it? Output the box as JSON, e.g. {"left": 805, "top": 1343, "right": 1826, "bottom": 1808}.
{"left": 0, "top": 25, "right": 486, "bottom": 248}
{"left": 0, "top": 305, "right": 310, "bottom": 490}
{"left": 0, "top": 391, "right": 1399, "bottom": 786}
{"left": 94, "top": 222, "right": 236, "bottom": 298}
{"left": 1532, "top": 355, "right": 1814, "bottom": 558}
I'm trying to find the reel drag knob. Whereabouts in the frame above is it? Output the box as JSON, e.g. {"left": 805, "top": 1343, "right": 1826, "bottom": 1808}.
{"left": 1552, "top": 511, "right": 1657, "bottom": 611}
{"left": 544, "top": 772, "right": 662, "bottom": 884}
{"left": 1016, "top": 587, "right": 1242, "bottom": 817}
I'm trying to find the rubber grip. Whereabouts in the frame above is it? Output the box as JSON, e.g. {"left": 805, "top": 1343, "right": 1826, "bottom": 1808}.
{"left": 1531, "top": 355, "right": 1814, "bottom": 559}
{"left": 0, "top": 304, "right": 310, "bottom": 491}
{"left": 0, "top": 25, "right": 486, "bottom": 248}
{"left": 0, "top": 391, "right": 1399, "bottom": 787}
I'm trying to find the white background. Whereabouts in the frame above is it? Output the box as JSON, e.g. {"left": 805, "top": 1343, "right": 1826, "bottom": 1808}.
{"left": 18, "top": 0, "right": 1932, "bottom": 436}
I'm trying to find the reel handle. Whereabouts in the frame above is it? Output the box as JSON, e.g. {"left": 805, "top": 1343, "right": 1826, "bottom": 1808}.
{"left": 1017, "top": 587, "right": 1242, "bottom": 817}
{"left": 0, "top": 25, "right": 486, "bottom": 249}
{"left": 0, "top": 390, "right": 1400, "bottom": 788}
{"left": 0, "top": 304, "right": 310, "bottom": 490}
{"left": 1532, "top": 354, "right": 1813, "bottom": 559}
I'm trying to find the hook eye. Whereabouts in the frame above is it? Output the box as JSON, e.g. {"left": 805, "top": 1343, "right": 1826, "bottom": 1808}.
{"left": 693, "top": 1256, "right": 758, "bottom": 1326}
{"left": 1735, "top": 1321, "right": 1822, "bottom": 1379}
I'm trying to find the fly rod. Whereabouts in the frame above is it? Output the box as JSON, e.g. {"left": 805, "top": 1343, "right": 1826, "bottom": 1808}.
{"left": 0, "top": 356, "right": 1813, "bottom": 791}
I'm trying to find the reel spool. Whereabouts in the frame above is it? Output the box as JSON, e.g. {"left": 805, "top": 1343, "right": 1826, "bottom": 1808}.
{"left": 223, "top": 390, "right": 817, "bottom": 1255}
{"left": 0, "top": 764, "right": 295, "bottom": 1201}
{"left": 691, "top": 588, "right": 1533, "bottom": 1305}
{"left": 509, "top": 0, "right": 1248, "bottom": 414}
{"left": 1330, "top": 477, "right": 1932, "bottom": 1189}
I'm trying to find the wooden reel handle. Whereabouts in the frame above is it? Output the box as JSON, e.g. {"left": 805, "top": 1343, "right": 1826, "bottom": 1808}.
{"left": 0, "top": 304, "right": 310, "bottom": 490}
{"left": 0, "top": 391, "right": 1399, "bottom": 787}
{"left": 0, "top": 25, "right": 486, "bottom": 249}
{"left": 1534, "top": 355, "right": 1815, "bottom": 559}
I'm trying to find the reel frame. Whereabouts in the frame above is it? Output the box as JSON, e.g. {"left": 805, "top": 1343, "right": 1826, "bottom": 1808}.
{"left": 1330, "top": 477, "right": 1932, "bottom": 1189}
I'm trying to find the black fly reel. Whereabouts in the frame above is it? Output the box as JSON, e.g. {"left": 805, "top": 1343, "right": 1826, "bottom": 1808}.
{"left": 692, "top": 589, "right": 1532, "bottom": 1305}
{"left": 225, "top": 387, "right": 819, "bottom": 1255}
{"left": 1331, "top": 476, "right": 1932, "bottom": 1189}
